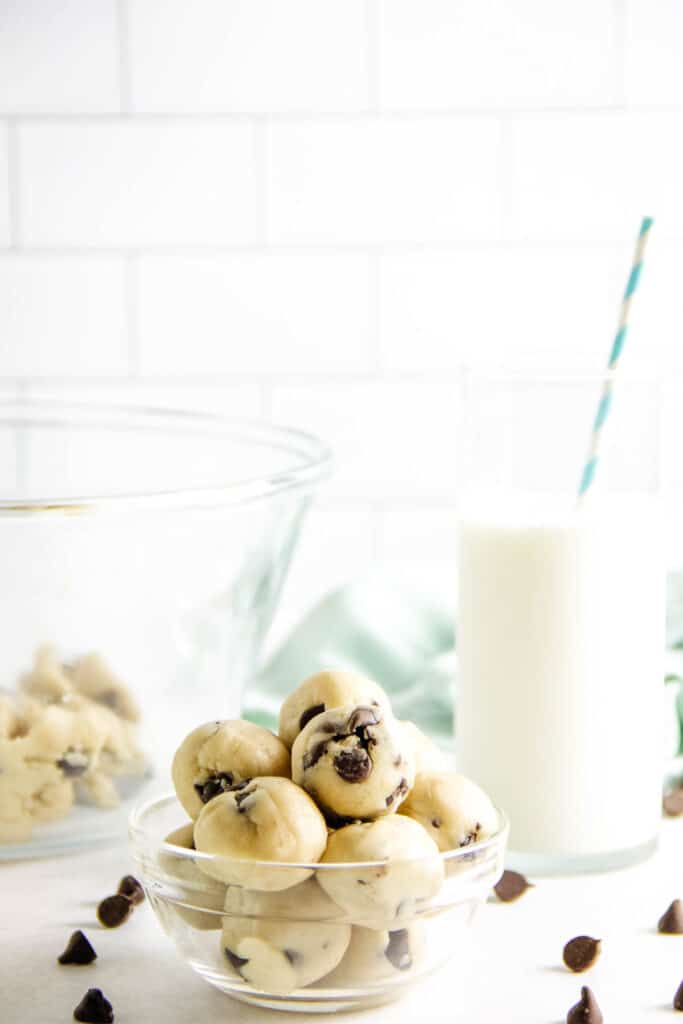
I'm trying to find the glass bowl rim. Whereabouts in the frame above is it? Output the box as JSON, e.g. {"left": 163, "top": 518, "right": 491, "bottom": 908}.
{"left": 0, "top": 398, "right": 333, "bottom": 514}
{"left": 129, "top": 791, "right": 510, "bottom": 872}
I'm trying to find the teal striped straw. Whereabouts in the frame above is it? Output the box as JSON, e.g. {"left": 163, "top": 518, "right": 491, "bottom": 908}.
{"left": 577, "top": 216, "right": 654, "bottom": 499}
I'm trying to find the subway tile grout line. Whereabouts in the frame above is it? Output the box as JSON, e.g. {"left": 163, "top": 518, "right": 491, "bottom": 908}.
{"left": 125, "top": 252, "right": 140, "bottom": 377}
{"left": 252, "top": 118, "right": 269, "bottom": 246}
{"left": 612, "top": 0, "right": 628, "bottom": 108}
{"left": 115, "top": 0, "right": 133, "bottom": 115}
{"left": 365, "top": 0, "right": 380, "bottom": 113}
{"left": 6, "top": 119, "right": 21, "bottom": 247}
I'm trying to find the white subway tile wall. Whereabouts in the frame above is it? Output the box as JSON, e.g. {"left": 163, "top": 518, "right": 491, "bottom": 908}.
{"left": 1, "top": 0, "right": 683, "bottom": 621}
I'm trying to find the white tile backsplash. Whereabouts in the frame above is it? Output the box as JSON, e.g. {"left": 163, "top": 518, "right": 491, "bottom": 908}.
{"left": 266, "top": 117, "right": 503, "bottom": 244}
{"left": 2, "top": 3, "right": 683, "bottom": 567}
{"left": 0, "top": 0, "right": 120, "bottom": 114}
{"left": 378, "top": 0, "right": 617, "bottom": 111}
{"left": 128, "top": 0, "right": 370, "bottom": 113}
{"left": 19, "top": 121, "right": 261, "bottom": 246}
{"left": 0, "top": 255, "right": 129, "bottom": 376}
{"left": 137, "top": 251, "right": 374, "bottom": 375}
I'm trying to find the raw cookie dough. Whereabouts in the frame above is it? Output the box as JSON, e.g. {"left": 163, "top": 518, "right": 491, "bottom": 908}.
{"left": 322, "top": 923, "right": 426, "bottom": 986}
{"left": 278, "top": 670, "right": 390, "bottom": 749}
{"left": 156, "top": 824, "right": 226, "bottom": 931}
{"left": 316, "top": 816, "right": 444, "bottom": 929}
{"left": 172, "top": 720, "right": 290, "bottom": 820}
{"left": 0, "top": 744, "right": 74, "bottom": 843}
{"left": 398, "top": 772, "right": 498, "bottom": 852}
{"left": 193, "top": 776, "right": 328, "bottom": 890}
{"left": 221, "top": 877, "right": 351, "bottom": 993}
{"left": 400, "top": 721, "right": 449, "bottom": 775}
{"left": 65, "top": 652, "right": 141, "bottom": 722}
{"left": 291, "top": 705, "right": 415, "bottom": 825}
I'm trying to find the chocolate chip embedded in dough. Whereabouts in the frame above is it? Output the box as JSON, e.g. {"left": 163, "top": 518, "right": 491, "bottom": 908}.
{"left": 299, "top": 704, "right": 325, "bottom": 731}
{"left": 58, "top": 930, "right": 97, "bottom": 965}
{"left": 57, "top": 750, "right": 90, "bottom": 778}
{"left": 347, "top": 707, "right": 380, "bottom": 733}
{"left": 385, "top": 778, "right": 409, "bottom": 807}
{"left": 73, "top": 988, "right": 114, "bottom": 1024}
{"left": 385, "top": 929, "right": 412, "bottom": 971}
{"left": 333, "top": 747, "right": 372, "bottom": 782}
{"left": 97, "top": 894, "right": 133, "bottom": 928}
{"left": 562, "top": 936, "right": 601, "bottom": 973}
{"left": 194, "top": 771, "right": 234, "bottom": 804}
{"left": 566, "top": 986, "right": 603, "bottom": 1024}
{"left": 225, "top": 948, "right": 249, "bottom": 971}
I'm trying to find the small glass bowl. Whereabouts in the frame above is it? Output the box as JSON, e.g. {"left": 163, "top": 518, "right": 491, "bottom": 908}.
{"left": 130, "top": 794, "right": 509, "bottom": 1013}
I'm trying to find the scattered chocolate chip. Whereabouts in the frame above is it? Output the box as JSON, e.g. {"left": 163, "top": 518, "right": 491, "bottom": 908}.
{"left": 385, "top": 777, "right": 409, "bottom": 807}
{"left": 225, "top": 948, "right": 249, "bottom": 971}
{"left": 658, "top": 899, "right": 683, "bottom": 934}
{"left": 299, "top": 704, "right": 325, "bottom": 731}
{"left": 334, "top": 747, "right": 372, "bottom": 782}
{"left": 57, "top": 750, "right": 90, "bottom": 778}
{"left": 385, "top": 929, "right": 412, "bottom": 971}
{"left": 563, "top": 936, "right": 601, "bottom": 973}
{"left": 303, "top": 739, "right": 330, "bottom": 770}
{"left": 494, "top": 869, "right": 533, "bottom": 903}
{"left": 117, "top": 875, "right": 145, "bottom": 905}
{"left": 97, "top": 894, "right": 133, "bottom": 929}
{"left": 194, "top": 771, "right": 234, "bottom": 804}
{"left": 566, "top": 986, "right": 603, "bottom": 1024}
{"left": 73, "top": 988, "right": 114, "bottom": 1024}
{"left": 664, "top": 788, "right": 683, "bottom": 817}
{"left": 58, "top": 930, "right": 97, "bottom": 965}
{"left": 674, "top": 979, "right": 683, "bottom": 1011}
{"left": 347, "top": 707, "right": 380, "bottom": 732}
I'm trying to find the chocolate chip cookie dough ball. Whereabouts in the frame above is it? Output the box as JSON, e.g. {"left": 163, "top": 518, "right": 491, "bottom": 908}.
{"left": 399, "top": 772, "right": 498, "bottom": 852}
{"left": 278, "top": 670, "right": 390, "bottom": 749}
{"left": 194, "top": 776, "right": 327, "bottom": 890}
{"left": 291, "top": 705, "right": 415, "bottom": 825}
{"left": 322, "top": 923, "right": 426, "bottom": 986}
{"left": 157, "top": 824, "right": 226, "bottom": 931}
{"left": 316, "top": 816, "right": 444, "bottom": 929}
{"left": 221, "top": 877, "right": 350, "bottom": 993}
{"left": 172, "top": 720, "right": 290, "bottom": 820}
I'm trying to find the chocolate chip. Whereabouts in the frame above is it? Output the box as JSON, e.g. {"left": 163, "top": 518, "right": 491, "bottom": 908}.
{"left": 57, "top": 750, "right": 90, "bottom": 778}
{"left": 194, "top": 771, "right": 234, "bottom": 804}
{"left": 284, "top": 948, "right": 302, "bottom": 965}
{"left": 347, "top": 706, "right": 380, "bottom": 732}
{"left": 494, "top": 870, "right": 533, "bottom": 903}
{"left": 334, "top": 747, "right": 372, "bottom": 782}
{"left": 664, "top": 788, "right": 683, "bottom": 817}
{"left": 674, "top": 979, "right": 683, "bottom": 1011}
{"left": 566, "top": 986, "right": 602, "bottom": 1024}
{"left": 431, "top": 817, "right": 441, "bottom": 828}
{"left": 225, "top": 948, "right": 249, "bottom": 971}
{"left": 563, "top": 936, "right": 601, "bottom": 973}
{"left": 303, "top": 739, "right": 330, "bottom": 770}
{"left": 385, "top": 929, "right": 412, "bottom": 971}
{"left": 459, "top": 827, "right": 479, "bottom": 847}
{"left": 97, "top": 894, "right": 133, "bottom": 928}
{"left": 117, "top": 875, "right": 145, "bottom": 905}
{"left": 299, "top": 704, "right": 325, "bottom": 731}
{"left": 58, "top": 930, "right": 97, "bottom": 965}
{"left": 73, "top": 988, "right": 114, "bottom": 1024}
{"left": 385, "top": 777, "right": 409, "bottom": 807}
{"left": 658, "top": 899, "right": 683, "bottom": 934}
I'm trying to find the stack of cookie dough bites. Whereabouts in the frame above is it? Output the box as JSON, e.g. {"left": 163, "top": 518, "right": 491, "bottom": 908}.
{"left": 167, "top": 669, "right": 498, "bottom": 995}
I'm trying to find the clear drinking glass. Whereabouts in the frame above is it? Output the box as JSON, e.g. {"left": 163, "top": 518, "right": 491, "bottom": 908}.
{"left": 0, "top": 400, "right": 331, "bottom": 859}
{"left": 455, "top": 369, "right": 666, "bottom": 874}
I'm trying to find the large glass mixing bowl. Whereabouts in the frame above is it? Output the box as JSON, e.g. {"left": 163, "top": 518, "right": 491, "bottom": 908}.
{"left": 0, "top": 400, "right": 331, "bottom": 859}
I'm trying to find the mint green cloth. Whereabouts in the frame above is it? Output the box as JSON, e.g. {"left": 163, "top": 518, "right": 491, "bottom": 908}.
{"left": 243, "top": 574, "right": 683, "bottom": 759}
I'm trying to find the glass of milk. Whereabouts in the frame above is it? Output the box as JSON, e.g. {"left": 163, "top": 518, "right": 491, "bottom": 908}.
{"left": 455, "top": 369, "right": 666, "bottom": 873}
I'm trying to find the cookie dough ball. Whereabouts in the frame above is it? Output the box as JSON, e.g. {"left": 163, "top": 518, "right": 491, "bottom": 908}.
{"left": 156, "top": 824, "right": 226, "bottom": 931}
{"left": 194, "top": 776, "right": 327, "bottom": 890}
{"left": 399, "top": 772, "right": 498, "bottom": 852}
{"left": 317, "top": 816, "right": 444, "bottom": 929}
{"left": 279, "top": 670, "right": 390, "bottom": 749}
{"left": 19, "top": 646, "right": 74, "bottom": 704}
{"left": 291, "top": 705, "right": 415, "bottom": 825}
{"left": 66, "top": 652, "right": 141, "bottom": 722}
{"left": 0, "top": 746, "right": 74, "bottom": 843}
{"left": 221, "top": 878, "right": 350, "bottom": 992}
{"left": 172, "top": 720, "right": 290, "bottom": 820}
{"left": 400, "top": 721, "right": 449, "bottom": 775}
{"left": 322, "top": 923, "right": 426, "bottom": 986}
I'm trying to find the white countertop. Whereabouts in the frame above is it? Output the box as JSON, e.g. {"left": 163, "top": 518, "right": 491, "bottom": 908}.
{"left": 3, "top": 819, "right": 683, "bottom": 1024}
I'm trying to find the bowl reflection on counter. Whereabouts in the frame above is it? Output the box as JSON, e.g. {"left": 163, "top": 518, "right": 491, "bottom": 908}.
{"left": 130, "top": 794, "right": 509, "bottom": 1013}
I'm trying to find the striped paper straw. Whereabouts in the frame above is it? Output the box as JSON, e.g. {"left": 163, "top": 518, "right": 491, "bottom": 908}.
{"left": 577, "top": 216, "right": 654, "bottom": 499}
